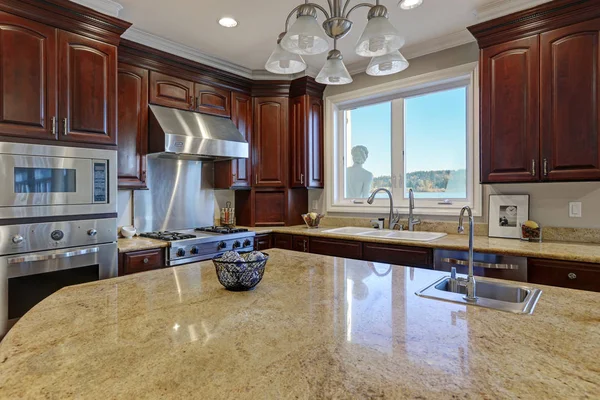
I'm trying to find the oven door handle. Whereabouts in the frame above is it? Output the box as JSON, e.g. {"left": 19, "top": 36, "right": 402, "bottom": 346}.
{"left": 7, "top": 247, "right": 100, "bottom": 265}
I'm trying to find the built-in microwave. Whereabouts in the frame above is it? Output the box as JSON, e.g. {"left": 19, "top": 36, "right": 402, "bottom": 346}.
{"left": 0, "top": 142, "right": 117, "bottom": 220}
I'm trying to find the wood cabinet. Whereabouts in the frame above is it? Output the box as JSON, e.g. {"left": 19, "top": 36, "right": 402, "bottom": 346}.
{"left": 149, "top": 71, "right": 194, "bottom": 110}
{"left": 0, "top": 12, "right": 57, "bottom": 140}
{"left": 58, "top": 30, "right": 117, "bottom": 145}
{"left": 309, "top": 237, "right": 363, "bottom": 260}
{"left": 194, "top": 83, "right": 230, "bottom": 117}
{"left": 470, "top": 0, "right": 600, "bottom": 183}
{"left": 362, "top": 242, "right": 433, "bottom": 269}
{"left": 273, "top": 233, "right": 293, "bottom": 250}
{"left": 235, "top": 188, "right": 307, "bottom": 227}
{"left": 117, "top": 63, "right": 148, "bottom": 189}
{"left": 540, "top": 18, "right": 600, "bottom": 181}
{"left": 253, "top": 97, "right": 288, "bottom": 187}
{"left": 292, "top": 235, "right": 310, "bottom": 253}
{"left": 290, "top": 95, "right": 324, "bottom": 188}
{"left": 528, "top": 258, "right": 600, "bottom": 292}
{"left": 480, "top": 36, "right": 540, "bottom": 183}
{"left": 254, "top": 234, "right": 272, "bottom": 251}
{"left": 214, "top": 92, "right": 252, "bottom": 189}
{"left": 119, "top": 248, "right": 165, "bottom": 276}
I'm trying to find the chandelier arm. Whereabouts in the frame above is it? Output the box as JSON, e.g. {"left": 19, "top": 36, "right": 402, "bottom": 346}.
{"left": 306, "top": 3, "right": 331, "bottom": 19}
{"left": 326, "top": 0, "right": 334, "bottom": 15}
{"left": 284, "top": 5, "right": 305, "bottom": 31}
{"left": 344, "top": 3, "right": 376, "bottom": 19}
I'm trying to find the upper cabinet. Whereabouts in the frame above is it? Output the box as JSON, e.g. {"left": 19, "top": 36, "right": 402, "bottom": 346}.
{"left": 149, "top": 71, "right": 194, "bottom": 110}
{"left": 469, "top": 0, "right": 600, "bottom": 183}
{"left": 117, "top": 63, "right": 148, "bottom": 189}
{"left": 0, "top": 12, "right": 57, "bottom": 140}
{"left": 58, "top": 31, "right": 117, "bottom": 145}
{"left": 253, "top": 97, "right": 288, "bottom": 188}
{"left": 290, "top": 95, "right": 324, "bottom": 188}
{"left": 194, "top": 84, "right": 230, "bottom": 117}
{"left": 540, "top": 19, "right": 600, "bottom": 181}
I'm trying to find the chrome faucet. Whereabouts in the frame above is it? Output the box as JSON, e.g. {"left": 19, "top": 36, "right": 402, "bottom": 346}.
{"left": 454, "top": 206, "right": 477, "bottom": 302}
{"left": 408, "top": 189, "right": 421, "bottom": 231}
{"left": 367, "top": 188, "right": 401, "bottom": 230}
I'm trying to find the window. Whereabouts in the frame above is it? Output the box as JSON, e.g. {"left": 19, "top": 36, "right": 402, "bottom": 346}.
{"left": 327, "top": 63, "right": 481, "bottom": 215}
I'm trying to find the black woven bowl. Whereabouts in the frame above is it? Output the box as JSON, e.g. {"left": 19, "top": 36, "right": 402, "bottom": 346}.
{"left": 212, "top": 253, "right": 269, "bottom": 291}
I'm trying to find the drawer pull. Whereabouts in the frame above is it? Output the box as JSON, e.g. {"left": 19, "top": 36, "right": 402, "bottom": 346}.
{"left": 143, "top": 258, "right": 149, "bottom": 264}
{"left": 568, "top": 272, "right": 577, "bottom": 280}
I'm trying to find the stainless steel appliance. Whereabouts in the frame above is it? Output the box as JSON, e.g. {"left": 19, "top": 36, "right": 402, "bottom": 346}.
{"left": 139, "top": 227, "right": 256, "bottom": 267}
{"left": 0, "top": 218, "right": 118, "bottom": 337}
{"left": 0, "top": 142, "right": 117, "bottom": 219}
{"left": 434, "top": 249, "right": 527, "bottom": 282}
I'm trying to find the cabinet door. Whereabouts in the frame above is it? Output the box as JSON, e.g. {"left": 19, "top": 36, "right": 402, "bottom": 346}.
{"left": 120, "top": 249, "right": 165, "bottom": 276}
{"left": 215, "top": 92, "right": 252, "bottom": 189}
{"left": 253, "top": 97, "right": 288, "bottom": 187}
{"left": 309, "top": 237, "right": 362, "bottom": 259}
{"left": 362, "top": 243, "right": 432, "bottom": 269}
{"left": 292, "top": 235, "right": 309, "bottom": 253}
{"left": 0, "top": 12, "right": 57, "bottom": 140}
{"left": 254, "top": 234, "right": 272, "bottom": 251}
{"left": 149, "top": 71, "right": 194, "bottom": 110}
{"left": 541, "top": 19, "right": 600, "bottom": 181}
{"left": 117, "top": 63, "right": 148, "bottom": 189}
{"left": 194, "top": 83, "right": 230, "bottom": 117}
{"left": 254, "top": 190, "right": 286, "bottom": 226}
{"left": 528, "top": 258, "right": 600, "bottom": 292}
{"left": 307, "top": 96, "right": 324, "bottom": 188}
{"left": 290, "top": 96, "right": 307, "bottom": 187}
{"left": 273, "top": 233, "right": 293, "bottom": 250}
{"left": 58, "top": 30, "right": 117, "bottom": 145}
{"left": 480, "top": 36, "right": 540, "bottom": 183}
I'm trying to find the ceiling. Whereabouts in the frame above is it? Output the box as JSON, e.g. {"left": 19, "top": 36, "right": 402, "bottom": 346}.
{"left": 114, "top": 0, "right": 548, "bottom": 76}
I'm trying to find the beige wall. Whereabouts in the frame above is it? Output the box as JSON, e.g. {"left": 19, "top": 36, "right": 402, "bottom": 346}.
{"left": 321, "top": 42, "right": 600, "bottom": 230}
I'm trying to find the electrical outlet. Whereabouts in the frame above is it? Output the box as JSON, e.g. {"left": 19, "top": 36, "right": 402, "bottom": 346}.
{"left": 569, "top": 202, "right": 582, "bottom": 218}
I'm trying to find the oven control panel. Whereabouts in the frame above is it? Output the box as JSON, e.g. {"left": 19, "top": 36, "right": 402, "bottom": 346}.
{"left": 92, "top": 160, "right": 108, "bottom": 204}
{"left": 167, "top": 235, "right": 255, "bottom": 267}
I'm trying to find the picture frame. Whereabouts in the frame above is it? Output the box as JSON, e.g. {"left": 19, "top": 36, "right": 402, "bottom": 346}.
{"left": 488, "top": 194, "right": 530, "bottom": 239}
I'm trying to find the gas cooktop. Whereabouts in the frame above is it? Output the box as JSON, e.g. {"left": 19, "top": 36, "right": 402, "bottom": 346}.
{"left": 139, "top": 231, "right": 196, "bottom": 241}
{"left": 195, "top": 226, "right": 249, "bottom": 234}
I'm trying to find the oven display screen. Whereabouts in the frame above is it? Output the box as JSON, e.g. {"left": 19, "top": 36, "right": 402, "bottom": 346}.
{"left": 14, "top": 167, "right": 76, "bottom": 193}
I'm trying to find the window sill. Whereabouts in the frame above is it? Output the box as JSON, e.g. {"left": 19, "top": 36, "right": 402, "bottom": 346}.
{"left": 327, "top": 204, "right": 482, "bottom": 217}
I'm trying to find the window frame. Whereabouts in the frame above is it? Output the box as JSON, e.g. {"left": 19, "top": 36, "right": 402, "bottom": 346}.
{"left": 325, "top": 62, "right": 482, "bottom": 217}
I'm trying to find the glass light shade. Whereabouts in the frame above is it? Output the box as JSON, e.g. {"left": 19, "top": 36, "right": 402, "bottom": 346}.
{"left": 316, "top": 57, "right": 353, "bottom": 85}
{"left": 366, "top": 50, "right": 409, "bottom": 76}
{"left": 265, "top": 43, "right": 307, "bottom": 74}
{"left": 281, "top": 16, "right": 329, "bottom": 55}
{"left": 355, "top": 16, "right": 405, "bottom": 57}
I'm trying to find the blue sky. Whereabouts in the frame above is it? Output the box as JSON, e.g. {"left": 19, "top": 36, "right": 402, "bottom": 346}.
{"left": 349, "top": 87, "right": 467, "bottom": 177}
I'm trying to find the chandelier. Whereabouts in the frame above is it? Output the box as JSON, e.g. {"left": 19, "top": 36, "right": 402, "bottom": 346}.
{"left": 265, "top": 0, "right": 420, "bottom": 85}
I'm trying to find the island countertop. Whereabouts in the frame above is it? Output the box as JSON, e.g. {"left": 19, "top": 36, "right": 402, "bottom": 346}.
{"left": 1, "top": 250, "right": 597, "bottom": 399}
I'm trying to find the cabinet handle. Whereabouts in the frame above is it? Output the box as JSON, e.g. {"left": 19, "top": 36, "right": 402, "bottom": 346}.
{"left": 300, "top": 173, "right": 304, "bottom": 185}
{"left": 62, "top": 118, "right": 68, "bottom": 136}
{"left": 51, "top": 116, "right": 56, "bottom": 135}
{"left": 255, "top": 174, "right": 258, "bottom": 185}
{"left": 190, "top": 96, "right": 194, "bottom": 109}
{"left": 568, "top": 272, "right": 576, "bottom": 280}
{"left": 143, "top": 258, "right": 149, "bottom": 264}
{"left": 531, "top": 159, "right": 536, "bottom": 176}
{"left": 543, "top": 159, "right": 548, "bottom": 176}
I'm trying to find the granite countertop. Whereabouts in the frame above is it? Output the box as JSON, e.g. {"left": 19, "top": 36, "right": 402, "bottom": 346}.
{"left": 0, "top": 249, "right": 598, "bottom": 398}
{"left": 117, "top": 236, "right": 168, "bottom": 253}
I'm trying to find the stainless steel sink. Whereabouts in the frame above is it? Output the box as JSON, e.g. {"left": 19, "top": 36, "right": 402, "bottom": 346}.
{"left": 416, "top": 276, "right": 542, "bottom": 314}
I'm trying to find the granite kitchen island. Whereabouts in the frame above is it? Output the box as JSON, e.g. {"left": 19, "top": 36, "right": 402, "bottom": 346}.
{"left": 0, "top": 249, "right": 598, "bottom": 399}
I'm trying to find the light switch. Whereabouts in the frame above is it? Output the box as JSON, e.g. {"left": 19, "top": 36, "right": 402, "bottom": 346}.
{"left": 569, "top": 202, "right": 582, "bottom": 218}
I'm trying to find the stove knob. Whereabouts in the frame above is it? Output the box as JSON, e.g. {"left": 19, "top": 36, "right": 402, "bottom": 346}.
{"left": 87, "top": 229, "right": 97, "bottom": 237}
{"left": 232, "top": 240, "right": 241, "bottom": 249}
{"left": 11, "top": 234, "right": 24, "bottom": 244}
{"left": 190, "top": 246, "right": 199, "bottom": 255}
{"left": 217, "top": 241, "right": 226, "bottom": 250}
{"left": 243, "top": 239, "right": 252, "bottom": 247}
{"left": 176, "top": 248, "right": 186, "bottom": 257}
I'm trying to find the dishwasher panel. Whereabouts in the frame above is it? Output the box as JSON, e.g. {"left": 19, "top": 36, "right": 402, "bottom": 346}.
{"left": 434, "top": 249, "right": 527, "bottom": 282}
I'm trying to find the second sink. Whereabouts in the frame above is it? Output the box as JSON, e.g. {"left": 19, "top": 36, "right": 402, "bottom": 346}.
{"left": 322, "top": 227, "right": 447, "bottom": 242}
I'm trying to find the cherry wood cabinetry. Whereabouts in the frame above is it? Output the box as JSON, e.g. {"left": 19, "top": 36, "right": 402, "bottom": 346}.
{"left": 540, "top": 18, "right": 600, "bottom": 181}
{"left": 0, "top": 12, "right": 57, "bottom": 140}
{"left": 292, "top": 235, "right": 310, "bottom": 253}
{"left": 253, "top": 97, "right": 289, "bottom": 188}
{"left": 214, "top": 92, "right": 252, "bottom": 189}
{"left": 469, "top": 0, "right": 600, "bottom": 183}
{"left": 194, "top": 84, "right": 230, "bottom": 117}
{"left": 273, "top": 233, "right": 293, "bottom": 250}
{"left": 254, "top": 234, "right": 272, "bottom": 251}
{"left": 117, "top": 63, "right": 148, "bottom": 189}
{"left": 290, "top": 95, "right": 324, "bottom": 188}
{"left": 528, "top": 258, "right": 600, "bottom": 292}
{"left": 309, "top": 237, "right": 363, "bottom": 260}
{"left": 119, "top": 248, "right": 165, "bottom": 276}
{"left": 149, "top": 71, "right": 194, "bottom": 110}
{"left": 362, "top": 242, "right": 433, "bottom": 269}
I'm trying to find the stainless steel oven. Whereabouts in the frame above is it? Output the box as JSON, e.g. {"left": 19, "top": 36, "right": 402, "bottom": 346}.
{"left": 0, "top": 218, "right": 118, "bottom": 337}
{"left": 0, "top": 142, "right": 117, "bottom": 219}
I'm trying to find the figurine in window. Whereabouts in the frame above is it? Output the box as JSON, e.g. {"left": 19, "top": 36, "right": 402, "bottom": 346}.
{"left": 346, "top": 145, "right": 373, "bottom": 198}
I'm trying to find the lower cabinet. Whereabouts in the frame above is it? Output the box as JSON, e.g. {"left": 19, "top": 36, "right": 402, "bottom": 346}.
{"left": 119, "top": 248, "right": 166, "bottom": 276}
{"left": 254, "top": 234, "right": 272, "bottom": 251}
{"left": 273, "top": 233, "right": 293, "bottom": 250}
{"left": 293, "top": 235, "right": 309, "bottom": 253}
{"left": 362, "top": 242, "right": 433, "bottom": 269}
{"left": 528, "top": 258, "right": 600, "bottom": 292}
{"left": 308, "top": 237, "right": 363, "bottom": 260}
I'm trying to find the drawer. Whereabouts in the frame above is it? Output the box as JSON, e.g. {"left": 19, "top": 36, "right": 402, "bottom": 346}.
{"left": 363, "top": 242, "right": 433, "bottom": 269}
{"left": 273, "top": 233, "right": 293, "bottom": 250}
{"left": 309, "top": 237, "right": 362, "bottom": 259}
{"left": 254, "top": 234, "right": 272, "bottom": 251}
{"left": 292, "top": 235, "right": 309, "bottom": 253}
{"left": 528, "top": 258, "right": 600, "bottom": 292}
{"left": 121, "top": 248, "right": 165, "bottom": 276}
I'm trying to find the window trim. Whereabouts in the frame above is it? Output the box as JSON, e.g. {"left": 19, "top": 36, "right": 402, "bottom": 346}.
{"left": 324, "top": 62, "right": 481, "bottom": 217}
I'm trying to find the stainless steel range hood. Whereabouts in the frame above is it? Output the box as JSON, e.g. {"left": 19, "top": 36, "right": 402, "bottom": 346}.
{"left": 148, "top": 104, "right": 248, "bottom": 160}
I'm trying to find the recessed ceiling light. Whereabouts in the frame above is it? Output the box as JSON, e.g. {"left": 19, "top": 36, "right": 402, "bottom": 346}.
{"left": 398, "top": 0, "right": 423, "bottom": 10}
{"left": 218, "top": 17, "right": 238, "bottom": 28}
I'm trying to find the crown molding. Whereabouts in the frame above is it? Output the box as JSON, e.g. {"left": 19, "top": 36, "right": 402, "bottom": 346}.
{"left": 474, "top": 0, "right": 553, "bottom": 22}
{"left": 69, "top": 0, "right": 123, "bottom": 17}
